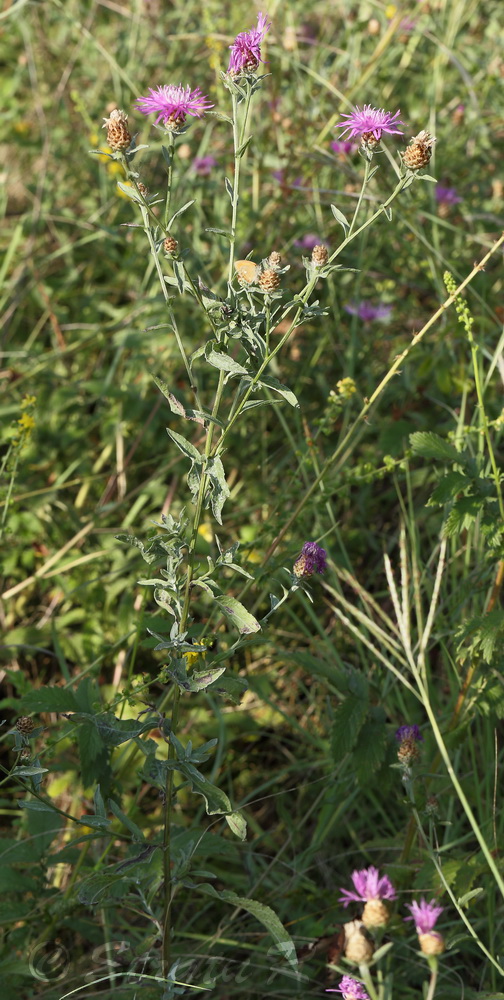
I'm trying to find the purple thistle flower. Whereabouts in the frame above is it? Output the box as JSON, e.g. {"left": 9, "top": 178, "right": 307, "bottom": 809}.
{"left": 435, "top": 185, "right": 461, "bottom": 205}
{"left": 293, "top": 541, "right": 327, "bottom": 577}
{"left": 331, "top": 139, "right": 358, "bottom": 155}
{"left": 227, "top": 12, "right": 271, "bottom": 75}
{"left": 339, "top": 866, "right": 397, "bottom": 907}
{"left": 335, "top": 104, "right": 404, "bottom": 141}
{"left": 327, "top": 976, "right": 370, "bottom": 1000}
{"left": 405, "top": 898, "right": 444, "bottom": 934}
{"left": 395, "top": 724, "right": 423, "bottom": 742}
{"left": 344, "top": 301, "right": 392, "bottom": 323}
{"left": 192, "top": 155, "right": 217, "bottom": 176}
{"left": 135, "top": 84, "right": 214, "bottom": 129}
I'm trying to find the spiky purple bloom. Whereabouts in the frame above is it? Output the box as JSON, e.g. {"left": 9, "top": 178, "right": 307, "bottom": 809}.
{"left": 293, "top": 541, "right": 327, "bottom": 577}
{"left": 326, "top": 976, "right": 370, "bottom": 1000}
{"left": 335, "top": 104, "right": 404, "bottom": 141}
{"left": 135, "top": 84, "right": 214, "bottom": 128}
{"left": 395, "top": 724, "right": 423, "bottom": 742}
{"left": 345, "top": 301, "right": 392, "bottom": 323}
{"left": 435, "top": 185, "right": 461, "bottom": 205}
{"left": 227, "top": 12, "right": 271, "bottom": 75}
{"left": 405, "top": 898, "right": 443, "bottom": 933}
{"left": 192, "top": 155, "right": 217, "bottom": 176}
{"left": 339, "top": 866, "right": 397, "bottom": 907}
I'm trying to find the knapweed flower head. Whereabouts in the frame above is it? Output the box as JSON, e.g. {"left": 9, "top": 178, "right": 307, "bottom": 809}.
{"left": 405, "top": 898, "right": 445, "bottom": 956}
{"left": 340, "top": 866, "right": 397, "bottom": 928}
{"left": 402, "top": 129, "right": 436, "bottom": 170}
{"left": 327, "top": 975, "right": 370, "bottom": 1000}
{"left": 343, "top": 919, "right": 375, "bottom": 961}
{"left": 293, "top": 541, "right": 327, "bottom": 578}
{"left": 227, "top": 12, "right": 271, "bottom": 75}
{"left": 335, "top": 104, "right": 404, "bottom": 143}
{"left": 345, "top": 301, "right": 392, "bottom": 323}
{"left": 102, "top": 108, "right": 131, "bottom": 151}
{"left": 135, "top": 84, "right": 213, "bottom": 130}
{"left": 192, "top": 155, "right": 217, "bottom": 176}
{"left": 396, "top": 723, "right": 423, "bottom": 768}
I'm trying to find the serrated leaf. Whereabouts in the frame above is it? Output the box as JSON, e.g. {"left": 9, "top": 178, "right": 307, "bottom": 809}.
{"left": 428, "top": 470, "right": 469, "bottom": 505}
{"left": 331, "top": 695, "right": 368, "bottom": 762}
{"left": 330, "top": 204, "right": 350, "bottom": 231}
{"left": 166, "top": 427, "right": 203, "bottom": 463}
{"left": 20, "top": 687, "right": 79, "bottom": 713}
{"left": 213, "top": 595, "right": 261, "bottom": 634}
{"left": 206, "top": 347, "right": 248, "bottom": 376}
{"left": 197, "top": 884, "right": 297, "bottom": 968}
{"left": 410, "top": 431, "right": 461, "bottom": 463}
{"left": 225, "top": 811, "right": 247, "bottom": 840}
{"left": 442, "top": 495, "right": 481, "bottom": 538}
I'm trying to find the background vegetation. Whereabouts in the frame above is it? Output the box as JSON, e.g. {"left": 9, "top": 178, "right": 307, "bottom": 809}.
{"left": 1, "top": 0, "right": 503, "bottom": 998}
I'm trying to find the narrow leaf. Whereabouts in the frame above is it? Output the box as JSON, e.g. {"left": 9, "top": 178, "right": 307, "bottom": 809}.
{"left": 330, "top": 204, "right": 350, "bottom": 231}
{"left": 214, "top": 595, "right": 261, "bottom": 634}
{"left": 197, "top": 885, "right": 297, "bottom": 968}
{"left": 166, "top": 428, "right": 203, "bottom": 463}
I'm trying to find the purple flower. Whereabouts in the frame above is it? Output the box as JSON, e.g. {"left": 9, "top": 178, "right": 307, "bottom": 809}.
{"left": 294, "top": 233, "right": 324, "bottom": 250}
{"left": 395, "top": 724, "right": 423, "bottom": 742}
{"left": 335, "top": 104, "right": 404, "bottom": 141}
{"left": 435, "top": 185, "right": 461, "bottom": 205}
{"left": 135, "top": 84, "right": 214, "bottom": 129}
{"left": 339, "top": 866, "right": 397, "bottom": 907}
{"left": 327, "top": 976, "right": 370, "bottom": 1000}
{"left": 344, "top": 301, "right": 392, "bottom": 323}
{"left": 293, "top": 541, "right": 327, "bottom": 577}
{"left": 405, "top": 898, "right": 444, "bottom": 934}
{"left": 331, "top": 139, "right": 358, "bottom": 155}
{"left": 192, "top": 155, "right": 217, "bottom": 176}
{"left": 227, "top": 12, "right": 271, "bottom": 75}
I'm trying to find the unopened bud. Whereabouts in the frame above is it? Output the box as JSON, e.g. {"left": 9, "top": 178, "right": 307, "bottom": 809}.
{"left": 311, "top": 244, "right": 328, "bottom": 266}
{"left": 102, "top": 109, "right": 131, "bottom": 151}
{"left": 258, "top": 268, "right": 280, "bottom": 292}
{"left": 163, "top": 236, "right": 179, "bottom": 255}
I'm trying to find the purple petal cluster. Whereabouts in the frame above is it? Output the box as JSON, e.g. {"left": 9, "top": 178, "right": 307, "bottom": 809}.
{"left": 192, "top": 155, "right": 217, "bottom": 176}
{"left": 405, "top": 898, "right": 443, "bottom": 933}
{"left": 339, "top": 866, "right": 397, "bottom": 906}
{"left": 293, "top": 541, "right": 327, "bottom": 577}
{"left": 135, "top": 84, "right": 214, "bottom": 127}
{"left": 435, "top": 185, "right": 461, "bottom": 205}
{"left": 327, "top": 976, "right": 370, "bottom": 1000}
{"left": 331, "top": 139, "right": 358, "bottom": 155}
{"left": 395, "top": 724, "right": 423, "bottom": 742}
{"left": 227, "top": 12, "right": 271, "bottom": 75}
{"left": 335, "top": 104, "right": 404, "bottom": 140}
{"left": 344, "top": 301, "right": 392, "bottom": 323}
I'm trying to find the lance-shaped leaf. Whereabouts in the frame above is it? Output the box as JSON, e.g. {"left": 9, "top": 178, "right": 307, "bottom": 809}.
{"left": 185, "top": 666, "right": 227, "bottom": 692}
{"left": 252, "top": 374, "right": 299, "bottom": 408}
{"left": 205, "top": 455, "right": 231, "bottom": 524}
{"left": 177, "top": 761, "right": 232, "bottom": 815}
{"left": 166, "top": 428, "right": 203, "bottom": 463}
{"left": 205, "top": 344, "right": 249, "bottom": 376}
{"left": 197, "top": 884, "right": 297, "bottom": 969}
{"left": 225, "top": 811, "right": 247, "bottom": 841}
{"left": 213, "top": 595, "right": 261, "bottom": 634}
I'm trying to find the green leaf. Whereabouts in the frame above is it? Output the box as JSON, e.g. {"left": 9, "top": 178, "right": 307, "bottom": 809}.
{"left": 19, "top": 687, "right": 79, "bottom": 713}
{"left": 167, "top": 199, "right": 195, "bottom": 227}
{"left": 177, "top": 762, "right": 232, "bottom": 815}
{"left": 77, "top": 872, "right": 128, "bottom": 905}
{"left": 225, "top": 811, "right": 247, "bottom": 841}
{"left": 213, "top": 595, "right": 261, "bottom": 634}
{"left": 428, "top": 471, "right": 469, "bottom": 505}
{"left": 109, "top": 800, "right": 145, "bottom": 841}
{"left": 205, "top": 347, "right": 248, "bottom": 376}
{"left": 331, "top": 695, "right": 369, "bottom": 762}
{"left": 185, "top": 666, "right": 227, "bottom": 692}
{"left": 410, "top": 431, "right": 461, "bottom": 463}
{"left": 116, "top": 181, "right": 143, "bottom": 203}
{"left": 442, "top": 495, "right": 481, "bottom": 538}
{"left": 236, "top": 135, "right": 253, "bottom": 158}
{"left": 197, "top": 884, "right": 297, "bottom": 969}
{"left": 166, "top": 428, "right": 203, "bottom": 463}
{"left": 11, "top": 766, "right": 49, "bottom": 777}
{"left": 330, "top": 204, "right": 350, "bottom": 231}
{"left": 254, "top": 374, "right": 298, "bottom": 408}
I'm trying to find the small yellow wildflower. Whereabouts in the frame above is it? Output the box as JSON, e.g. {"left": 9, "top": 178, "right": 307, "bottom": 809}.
{"left": 336, "top": 377, "right": 357, "bottom": 399}
{"left": 20, "top": 395, "right": 36, "bottom": 409}
{"left": 385, "top": 4, "right": 397, "bottom": 17}
{"left": 18, "top": 412, "right": 35, "bottom": 431}
{"left": 184, "top": 642, "right": 207, "bottom": 667}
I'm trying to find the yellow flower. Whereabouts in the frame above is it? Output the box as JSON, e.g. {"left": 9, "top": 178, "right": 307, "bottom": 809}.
{"left": 385, "top": 4, "right": 397, "bottom": 17}
{"left": 18, "top": 412, "right": 35, "bottom": 431}
{"left": 14, "top": 121, "right": 31, "bottom": 136}
{"left": 184, "top": 642, "right": 207, "bottom": 667}
{"left": 107, "top": 160, "right": 124, "bottom": 178}
{"left": 20, "top": 394, "right": 36, "bottom": 409}
{"left": 336, "top": 377, "right": 357, "bottom": 399}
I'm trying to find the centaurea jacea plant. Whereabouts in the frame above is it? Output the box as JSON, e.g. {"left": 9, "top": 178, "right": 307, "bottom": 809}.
{"left": 92, "top": 19, "right": 448, "bottom": 985}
